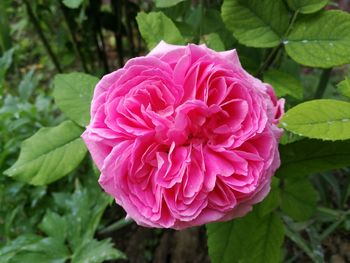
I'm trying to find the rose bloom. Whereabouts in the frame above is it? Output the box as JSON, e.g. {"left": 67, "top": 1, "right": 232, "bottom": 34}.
{"left": 82, "top": 41, "right": 284, "bottom": 229}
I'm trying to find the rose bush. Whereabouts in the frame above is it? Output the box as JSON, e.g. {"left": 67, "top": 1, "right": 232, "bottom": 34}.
{"left": 82, "top": 41, "right": 284, "bottom": 229}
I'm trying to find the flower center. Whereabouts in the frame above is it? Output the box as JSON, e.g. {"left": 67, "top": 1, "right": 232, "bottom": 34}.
{"left": 164, "top": 98, "right": 249, "bottom": 148}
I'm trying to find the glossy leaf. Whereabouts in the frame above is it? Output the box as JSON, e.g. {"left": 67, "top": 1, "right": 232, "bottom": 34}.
{"left": 207, "top": 211, "right": 284, "bottom": 263}
{"left": 136, "top": 11, "right": 185, "bottom": 49}
{"left": 281, "top": 178, "right": 319, "bottom": 221}
{"left": 264, "top": 69, "right": 303, "bottom": 99}
{"left": 286, "top": 0, "right": 328, "bottom": 14}
{"left": 54, "top": 72, "right": 99, "bottom": 127}
{"left": 277, "top": 139, "right": 350, "bottom": 178}
{"left": 221, "top": 0, "right": 289, "bottom": 47}
{"left": 281, "top": 99, "right": 350, "bottom": 141}
{"left": 4, "top": 121, "right": 86, "bottom": 185}
{"left": 285, "top": 11, "right": 350, "bottom": 68}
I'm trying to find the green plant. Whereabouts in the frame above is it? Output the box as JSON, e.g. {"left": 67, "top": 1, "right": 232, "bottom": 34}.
{"left": 2, "top": 1, "right": 350, "bottom": 262}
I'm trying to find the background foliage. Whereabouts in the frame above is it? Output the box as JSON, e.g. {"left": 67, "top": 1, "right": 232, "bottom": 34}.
{"left": 1, "top": 0, "right": 350, "bottom": 262}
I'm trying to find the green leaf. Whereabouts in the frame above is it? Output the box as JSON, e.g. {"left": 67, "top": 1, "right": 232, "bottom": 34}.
{"left": 136, "top": 11, "right": 185, "bottom": 50}
{"left": 221, "top": 0, "right": 289, "bottom": 47}
{"left": 71, "top": 239, "right": 126, "bottom": 263}
{"left": 201, "top": 9, "right": 228, "bottom": 35}
{"left": 39, "top": 211, "right": 67, "bottom": 241}
{"left": 337, "top": 77, "right": 350, "bottom": 99}
{"left": 0, "top": 47, "right": 14, "bottom": 73}
{"left": 155, "top": 0, "right": 186, "bottom": 8}
{"left": 285, "top": 10, "right": 350, "bottom": 68}
{"left": 0, "top": 235, "right": 69, "bottom": 263}
{"left": 8, "top": 252, "right": 65, "bottom": 263}
{"left": 0, "top": 235, "right": 41, "bottom": 263}
{"left": 241, "top": 213, "right": 284, "bottom": 263}
{"left": 203, "top": 33, "right": 225, "bottom": 51}
{"left": 185, "top": 4, "right": 203, "bottom": 34}
{"left": 62, "top": 0, "right": 84, "bottom": 9}
{"left": 287, "top": 0, "right": 328, "bottom": 14}
{"left": 281, "top": 99, "right": 350, "bottom": 141}
{"left": 52, "top": 184, "right": 110, "bottom": 250}
{"left": 281, "top": 178, "right": 319, "bottom": 221}
{"left": 207, "top": 211, "right": 284, "bottom": 263}
{"left": 264, "top": 69, "right": 303, "bottom": 99}
{"left": 277, "top": 139, "right": 350, "bottom": 178}
{"left": 54, "top": 73, "right": 99, "bottom": 127}
{"left": 18, "top": 69, "right": 35, "bottom": 101}
{"left": 207, "top": 220, "right": 241, "bottom": 263}
{"left": 4, "top": 121, "right": 86, "bottom": 185}
{"left": 0, "top": 47, "right": 14, "bottom": 90}
{"left": 21, "top": 237, "right": 69, "bottom": 261}
{"left": 236, "top": 46, "right": 263, "bottom": 75}
{"left": 256, "top": 177, "right": 281, "bottom": 218}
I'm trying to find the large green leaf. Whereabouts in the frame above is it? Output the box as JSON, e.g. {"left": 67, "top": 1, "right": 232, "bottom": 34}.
{"left": 136, "top": 11, "right": 185, "bottom": 50}
{"left": 281, "top": 178, "right": 319, "bottom": 221}
{"left": 207, "top": 211, "right": 284, "bottom": 263}
{"left": 54, "top": 73, "right": 99, "bottom": 127}
{"left": 337, "top": 77, "right": 350, "bottom": 99}
{"left": 256, "top": 177, "right": 281, "bottom": 218}
{"left": 264, "top": 69, "right": 303, "bottom": 99}
{"left": 286, "top": 0, "right": 328, "bottom": 14}
{"left": 285, "top": 11, "right": 350, "bottom": 68}
{"left": 4, "top": 121, "right": 86, "bottom": 185}
{"left": 277, "top": 139, "right": 350, "bottom": 178}
{"left": 221, "top": 0, "right": 289, "bottom": 47}
{"left": 242, "top": 213, "right": 284, "bottom": 263}
{"left": 207, "top": 221, "right": 241, "bottom": 263}
{"left": 281, "top": 99, "right": 350, "bottom": 141}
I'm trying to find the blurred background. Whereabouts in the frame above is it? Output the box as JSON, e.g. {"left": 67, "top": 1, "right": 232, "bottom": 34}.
{"left": 1, "top": 1, "right": 350, "bottom": 263}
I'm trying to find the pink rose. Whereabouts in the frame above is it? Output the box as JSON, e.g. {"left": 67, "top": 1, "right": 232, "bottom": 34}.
{"left": 82, "top": 41, "right": 284, "bottom": 229}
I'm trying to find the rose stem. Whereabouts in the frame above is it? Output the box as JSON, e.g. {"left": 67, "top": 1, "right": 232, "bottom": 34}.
{"left": 314, "top": 68, "right": 332, "bottom": 99}
{"left": 111, "top": 0, "right": 125, "bottom": 68}
{"left": 124, "top": 0, "right": 136, "bottom": 57}
{"left": 59, "top": 2, "right": 89, "bottom": 73}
